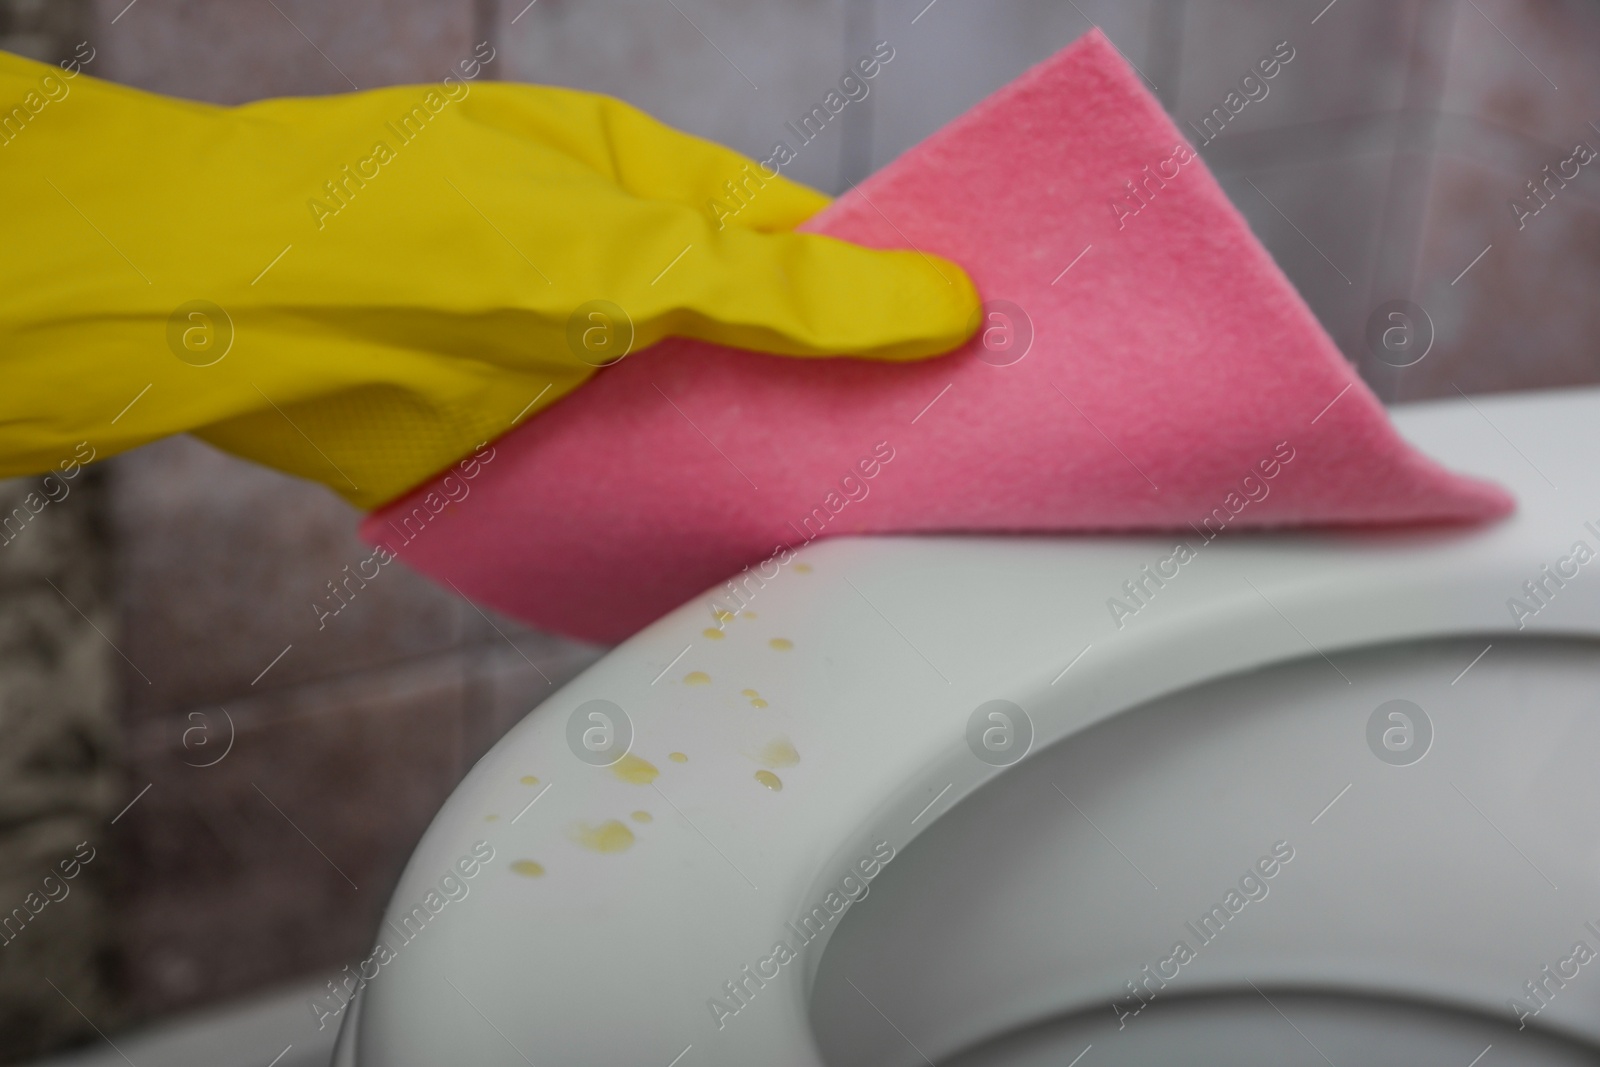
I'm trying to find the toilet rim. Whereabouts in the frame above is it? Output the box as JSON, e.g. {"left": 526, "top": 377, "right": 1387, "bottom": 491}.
{"left": 347, "top": 389, "right": 1600, "bottom": 1066}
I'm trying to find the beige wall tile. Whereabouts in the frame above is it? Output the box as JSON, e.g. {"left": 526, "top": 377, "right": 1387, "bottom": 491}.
{"left": 89, "top": 0, "right": 480, "bottom": 104}
{"left": 1437, "top": 0, "right": 1598, "bottom": 146}
{"left": 117, "top": 655, "right": 469, "bottom": 1014}
{"left": 1402, "top": 152, "right": 1600, "bottom": 399}
{"left": 862, "top": 0, "right": 1165, "bottom": 175}
{"left": 496, "top": 0, "right": 852, "bottom": 193}
{"left": 1172, "top": 0, "right": 1423, "bottom": 146}
{"left": 109, "top": 436, "right": 472, "bottom": 721}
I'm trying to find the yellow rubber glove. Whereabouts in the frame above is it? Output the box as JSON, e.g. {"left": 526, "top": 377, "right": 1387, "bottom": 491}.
{"left": 0, "top": 48, "right": 977, "bottom": 509}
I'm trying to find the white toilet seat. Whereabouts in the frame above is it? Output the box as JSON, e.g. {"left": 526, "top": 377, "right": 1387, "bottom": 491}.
{"left": 339, "top": 388, "right": 1600, "bottom": 1066}
{"left": 810, "top": 632, "right": 1600, "bottom": 1065}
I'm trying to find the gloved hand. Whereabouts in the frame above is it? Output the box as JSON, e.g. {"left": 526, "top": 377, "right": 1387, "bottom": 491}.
{"left": 0, "top": 48, "right": 977, "bottom": 509}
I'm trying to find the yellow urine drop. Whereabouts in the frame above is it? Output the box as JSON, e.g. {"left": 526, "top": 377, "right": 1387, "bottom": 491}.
{"left": 520, "top": 775, "right": 539, "bottom": 785}
{"left": 703, "top": 628, "right": 725, "bottom": 639}
{"left": 755, "top": 770, "right": 783, "bottom": 791}
{"left": 631, "top": 810, "right": 653, "bottom": 823}
{"left": 668, "top": 751, "right": 688, "bottom": 763}
{"left": 795, "top": 563, "right": 813, "bottom": 573}
{"left": 510, "top": 860, "right": 545, "bottom": 877}
{"left": 684, "top": 671, "right": 711, "bottom": 685}
{"left": 612, "top": 753, "right": 660, "bottom": 785}
{"left": 741, "top": 688, "right": 759, "bottom": 698}
{"left": 714, "top": 609, "right": 736, "bottom": 623}
{"left": 741, "top": 611, "right": 757, "bottom": 620}
{"left": 485, "top": 814, "right": 500, "bottom": 822}
{"left": 758, "top": 739, "right": 800, "bottom": 767}
{"left": 751, "top": 698, "right": 769, "bottom": 708}
{"left": 573, "top": 820, "right": 635, "bottom": 853}
{"left": 769, "top": 638, "right": 794, "bottom": 651}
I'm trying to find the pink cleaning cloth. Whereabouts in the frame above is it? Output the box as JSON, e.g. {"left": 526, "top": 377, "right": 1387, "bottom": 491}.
{"left": 362, "top": 29, "right": 1512, "bottom": 644}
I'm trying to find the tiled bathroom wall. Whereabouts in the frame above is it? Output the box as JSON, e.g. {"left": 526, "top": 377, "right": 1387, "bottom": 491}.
{"left": 7, "top": 0, "right": 1593, "bottom": 1055}
{"left": 0, "top": 471, "right": 118, "bottom": 1064}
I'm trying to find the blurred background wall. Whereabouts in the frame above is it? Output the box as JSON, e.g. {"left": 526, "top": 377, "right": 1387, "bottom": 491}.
{"left": 1, "top": 0, "right": 1595, "bottom": 1062}
{"left": 0, "top": 9, "right": 120, "bottom": 1063}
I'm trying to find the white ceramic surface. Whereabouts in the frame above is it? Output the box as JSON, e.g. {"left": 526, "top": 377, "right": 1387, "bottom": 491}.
{"left": 340, "top": 387, "right": 1600, "bottom": 1066}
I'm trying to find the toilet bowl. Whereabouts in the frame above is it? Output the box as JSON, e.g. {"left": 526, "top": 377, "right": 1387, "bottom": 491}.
{"left": 334, "top": 386, "right": 1600, "bottom": 1066}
